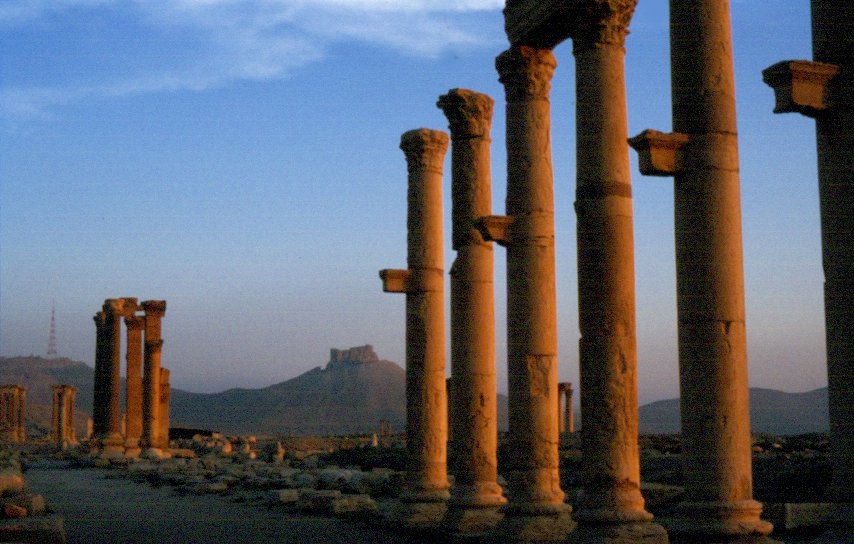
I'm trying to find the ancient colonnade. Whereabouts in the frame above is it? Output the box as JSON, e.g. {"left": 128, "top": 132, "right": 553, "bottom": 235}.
{"left": 51, "top": 385, "right": 77, "bottom": 449}
{"left": 762, "top": 1, "right": 853, "bottom": 539}
{"left": 0, "top": 385, "right": 26, "bottom": 443}
{"left": 92, "top": 298, "right": 171, "bottom": 458}
{"left": 376, "top": 0, "right": 819, "bottom": 542}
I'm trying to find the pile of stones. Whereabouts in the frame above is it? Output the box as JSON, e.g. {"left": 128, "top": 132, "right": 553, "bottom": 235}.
{"left": 0, "top": 449, "right": 66, "bottom": 543}
{"left": 101, "top": 435, "right": 399, "bottom": 521}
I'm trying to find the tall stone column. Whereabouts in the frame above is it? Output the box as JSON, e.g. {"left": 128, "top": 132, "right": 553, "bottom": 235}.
{"left": 101, "top": 298, "right": 137, "bottom": 453}
{"left": 629, "top": 0, "right": 772, "bottom": 539}
{"left": 141, "top": 300, "right": 166, "bottom": 458}
{"left": 67, "top": 386, "right": 77, "bottom": 445}
{"left": 562, "top": 3, "right": 669, "bottom": 542}
{"left": 92, "top": 311, "right": 107, "bottom": 439}
{"left": 762, "top": 2, "right": 854, "bottom": 540}
{"left": 124, "top": 316, "right": 145, "bottom": 457}
{"left": 380, "top": 128, "right": 450, "bottom": 525}
{"left": 478, "top": 46, "right": 573, "bottom": 541}
{"left": 438, "top": 88, "right": 507, "bottom": 534}
{"left": 158, "top": 368, "right": 171, "bottom": 450}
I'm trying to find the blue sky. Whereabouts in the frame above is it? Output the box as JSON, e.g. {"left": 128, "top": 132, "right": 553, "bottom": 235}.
{"left": 0, "top": 1, "right": 826, "bottom": 402}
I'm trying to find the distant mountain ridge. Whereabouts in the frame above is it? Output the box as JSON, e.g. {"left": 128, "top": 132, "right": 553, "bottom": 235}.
{"left": 0, "top": 353, "right": 828, "bottom": 436}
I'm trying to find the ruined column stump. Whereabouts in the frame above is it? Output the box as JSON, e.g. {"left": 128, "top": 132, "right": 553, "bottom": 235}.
{"left": 629, "top": 0, "right": 773, "bottom": 540}
{"left": 762, "top": 2, "right": 854, "bottom": 542}
{"left": 51, "top": 385, "right": 77, "bottom": 450}
{"left": 438, "top": 88, "right": 507, "bottom": 536}
{"left": 380, "top": 128, "right": 450, "bottom": 528}
{"left": 479, "top": 46, "right": 574, "bottom": 542}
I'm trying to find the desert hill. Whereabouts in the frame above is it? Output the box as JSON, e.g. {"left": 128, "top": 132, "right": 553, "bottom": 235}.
{"left": 0, "top": 352, "right": 828, "bottom": 437}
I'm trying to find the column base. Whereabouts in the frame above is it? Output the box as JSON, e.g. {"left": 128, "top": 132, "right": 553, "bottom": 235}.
{"left": 123, "top": 447, "right": 141, "bottom": 459}
{"left": 382, "top": 498, "right": 448, "bottom": 529}
{"left": 489, "top": 502, "right": 576, "bottom": 542}
{"left": 662, "top": 500, "right": 774, "bottom": 541}
{"left": 141, "top": 448, "right": 171, "bottom": 460}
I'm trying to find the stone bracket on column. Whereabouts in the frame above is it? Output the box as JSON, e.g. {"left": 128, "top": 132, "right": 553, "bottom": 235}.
{"left": 762, "top": 60, "right": 840, "bottom": 118}
{"left": 628, "top": 129, "right": 691, "bottom": 177}
{"left": 476, "top": 215, "right": 515, "bottom": 246}
{"left": 379, "top": 268, "right": 443, "bottom": 293}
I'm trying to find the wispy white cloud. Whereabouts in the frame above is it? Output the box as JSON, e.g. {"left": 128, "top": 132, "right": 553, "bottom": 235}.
{"left": 0, "top": 0, "right": 502, "bottom": 119}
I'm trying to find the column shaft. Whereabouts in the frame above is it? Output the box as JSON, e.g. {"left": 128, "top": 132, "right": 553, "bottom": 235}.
{"left": 141, "top": 300, "right": 166, "bottom": 453}
{"left": 124, "top": 316, "right": 144, "bottom": 452}
{"left": 158, "top": 368, "right": 171, "bottom": 449}
{"left": 438, "top": 89, "right": 506, "bottom": 517}
{"left": 812, "top": 0, "right": 854, "bottom": 507}
{"left": 92, "top": 312, "right": 107, "bottom": 437}
{"left": 102, "top": 300, "right": 123, "bottom": 443}
{"left": 669, "top": 0, "right": 770, "bottom": 537}
{"left": 404, "top": 129, "right": 450, "bottom": 502}
{"left": 487, "top": 47, "right": 573, "bottom": 541}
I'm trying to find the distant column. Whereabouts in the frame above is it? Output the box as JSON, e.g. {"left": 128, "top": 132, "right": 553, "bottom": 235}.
{"left": 52, "top": 385, "right": 77, "bottom": 449}
{"left": 1, "top": 385, "right": 27, "bottom": 444}
{"left": 92, "top": 311, "right": 107, "bottom": 439}
{"left": 629, "top": 0, "right": 772, "bottom": 539}
{"left": 124, "top": 315, "right": 145, "bottom": 456}
{"left": 438, "top": 88, "right": 506, "bottom": 534}
{"left": 141, "top": 300, "right": 167, "bottom": 457}
{"left": 158, "top": 368, "right": 171, "bottom": 450}
{"left": 380, "top": 128, "right": 450, "bottom": 524}
{"left": 478, "top": 45, "right": 573, "bottom": 541}
{"left": 557, "top": 383, "right": 573, "bottom": 435}
{"left": 762, "top": 1, "right": 854, "bottom": 539}
{"left": 101, "top": 298, "right": 137, "bottom": 453}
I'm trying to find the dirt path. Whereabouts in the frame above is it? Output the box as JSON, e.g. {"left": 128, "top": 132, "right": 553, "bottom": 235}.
{"left": 25, "top": 462, "right": 424, "bottom": 544}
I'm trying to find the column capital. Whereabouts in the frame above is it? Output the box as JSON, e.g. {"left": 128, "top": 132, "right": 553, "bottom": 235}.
{"left": 762, "top": 60, "right": 839, "bottom": 118}
{"left": 437, "top": 88, "right": 495, "bottom": 140}
{"left": 496, "top": 46, "right": 557, "bottom": 102}
{"left": 145, "top": 339, "right": 164, "bottom": 351}
{"left": 566, "top": 0, "right": 638, "bottom": 50}
{"left": 124, "top": 315, "right": 145, "bottom": 330}
{"left": 628, "top": 129, "right": 690, "bottom": 177}
{"left": 103, "top": 297, "right": 138, "bottom": 317}
{"left": 400, "top": 129, "right": 449, "bottom": 174}
{"left": 93, "top": 311, "right": 106, "bottom": 327}
{"left": 141, "top": 300, "right": 167, "bottom": 318}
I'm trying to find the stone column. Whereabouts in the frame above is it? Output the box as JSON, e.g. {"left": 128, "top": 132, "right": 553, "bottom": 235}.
{"left": 124, "top": 316, "right": 145, "bottom": 457}
{"left": 158, "top": 368, "right": 171, "bottom": 450}
{"left": 438, "top": 88, "right": 507, "bottom": 534}
{"left": 379, "top": 128, "right": 450, "bottom": 525}
{"left": 558, "top": 383, "right": 574, "bottom": 435}
{"left": 563, "top": 3, "right": 669, "bottom": 542}
{"left": 101, "top": 298, "right": 137, "bottom": 453}
{"left": 51, "top": 386, "right": 60, "bottom": 443}
{"left": 478, "top": 46, "right": 573, "bottom": 541}
{"left": 92, "top": 311, "right": 107, "bottom": 439}
{"left": 141, "top": 300, "right": 166, "bottom": 457}
{"left": 762, "top": 2, "right": 854, "bottom": 540}
{"left": 629, "top": 0, "right": 772, "bottom": 539}
{"left": 67, "top": 386, "right": 77, "bottom": 445}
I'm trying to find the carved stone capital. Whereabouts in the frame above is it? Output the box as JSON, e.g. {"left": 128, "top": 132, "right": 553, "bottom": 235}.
{"left": 399, "top": 129, "right": 449, "bottom": 174}
{"left": 141, "top": 300, "right": 167, "bottom": 318}
{"left": 124, "top": 316, "right": 145, "bottom": 331}
{"left": 496, "top": 46, "right": 557, "bottom": 101}
{"left": 93, "top": 311, "right": 106, "bottom": 327}
{"left": 437, "top": 88, "right": 495, "bottom": 140}
{"left": 566, "top": 0, "right": 637, "bottom": 49}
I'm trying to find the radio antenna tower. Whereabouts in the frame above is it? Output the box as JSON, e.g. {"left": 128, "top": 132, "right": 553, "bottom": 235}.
{"left": 47, "top": 300, "right": 58, "bottom": 358}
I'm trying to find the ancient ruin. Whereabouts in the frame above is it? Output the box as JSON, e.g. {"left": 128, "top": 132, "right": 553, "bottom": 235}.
{"left": 476, "top": 44, "right": 572, "bottom": 541}
{"left": 380, "top": 128, "right": 450, "bottom": 525}
{"left": 763, "top": 1, "right": 854, "bottom": 540}
{"left": 0, "top": 385, "right": 26, "bottom": 443}
{"left": 159, "top": 367, "right": 171, "bottom": 450}
{"left": 124, "top": 315, "right": 144, "bottom": 457}
{"left": 628, "top": 0, "right": 772, "bottom": 539}
{"left": 557, "top": 383, "right": 573, "bottom": 435}
{"left": 438, "top": 88, "right": 507, "bottom": 534}
{"left": 141, "top": 300, "right": 167, "bottom": 457}
{"left": 51, "top": 385, "right": 77, "bottom": 449}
